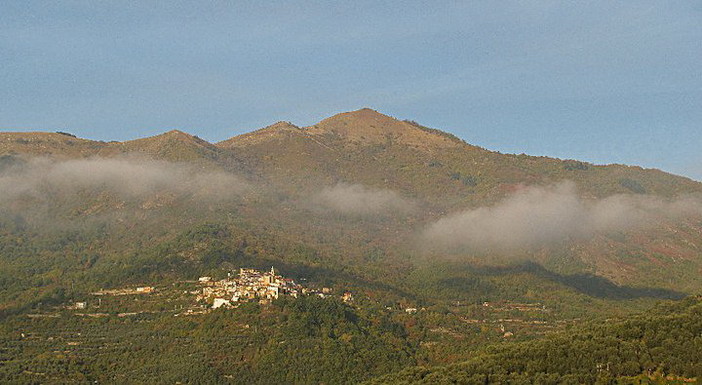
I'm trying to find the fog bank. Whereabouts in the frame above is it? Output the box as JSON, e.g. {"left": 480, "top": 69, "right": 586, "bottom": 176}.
{"left": 314, "top": 182, "right": 413, "bottom": 216}
{"left": 423, "top": 181, "right": 702, "bottom": 253}
{"left": 0, "top": 156, "right": 247, "bottom": 205}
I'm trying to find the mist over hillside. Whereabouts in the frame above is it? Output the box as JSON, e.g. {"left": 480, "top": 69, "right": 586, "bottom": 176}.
{"left": 2, "top": 109, "right": 702, "bottom": 288}
{"left": 422, "top": 181, "right": 702, "bottom": 254}
{"left": 1, "top": 109, "right": 701, "bottom": 383}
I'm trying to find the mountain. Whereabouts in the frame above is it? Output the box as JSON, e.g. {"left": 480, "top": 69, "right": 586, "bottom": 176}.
{"left": 2, "top": 108, "right": 702, "bottom": 293}
{"left": 220, "top": 109, "right": 699, "bottom": 201}
{"left": 2, "top": 109, "right": 701, "bottom": 384}
{"left": 215, "top": 109, "right": 702, "bottom": 290}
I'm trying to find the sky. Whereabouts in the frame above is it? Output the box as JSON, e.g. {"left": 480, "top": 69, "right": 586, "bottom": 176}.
{"left": 1, "top": 1, "right": 701, "bottom": 180}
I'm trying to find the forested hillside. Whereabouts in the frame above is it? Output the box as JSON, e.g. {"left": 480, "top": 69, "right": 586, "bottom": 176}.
{"left": 366, "top": 297, "right": 702, "bottom": 384}
{"left": 1, "top": 109, "right": 701, "bottom": 383}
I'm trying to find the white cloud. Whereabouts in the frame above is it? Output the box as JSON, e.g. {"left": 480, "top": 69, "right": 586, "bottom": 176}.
{"left": 423, "top": 181, "right": 702, "bottom": 253}
{"left": 0, "top": 156, "right": 247, "bottom": 204}
{"left": 314, "top": 182, "right": 413, "bottom": 216}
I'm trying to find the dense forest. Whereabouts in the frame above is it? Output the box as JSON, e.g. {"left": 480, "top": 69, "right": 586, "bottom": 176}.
{"left": 367, "top": 297, "right": 702, "bottom": 384}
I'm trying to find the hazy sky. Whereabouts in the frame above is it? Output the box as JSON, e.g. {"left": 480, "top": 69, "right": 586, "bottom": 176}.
{"left": 2, "top": 1, "right": 701, "bottom": 179}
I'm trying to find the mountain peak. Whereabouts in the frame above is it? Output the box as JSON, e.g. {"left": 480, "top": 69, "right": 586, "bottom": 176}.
{"left": 114, "top": 129, "right": 217, "bottom": 161}
{"left": 343, "top": 107, "right": 390, "bottom": 118}
{"left": 163, "top": 129, "right": 189, "bottom": 137}
{"left": 266, "top": 121, "right": 300, "bottom": 131}
{"left": 159, "top": 129, "right": 206, "bottom": 142}
{"left": 123, "top": 129, "right": 211, "bottom": 147}
{"left": 306, "top": 108, "right": 461, "bottom": 149}
{"left": 314, "top": 108, "right": 395, "bottom": 127}
{"left": 217, "top": 121, "right": 302, "bottom": 148}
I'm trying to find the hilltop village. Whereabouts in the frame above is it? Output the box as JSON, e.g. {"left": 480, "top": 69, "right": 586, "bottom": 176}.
{"left": 196, "top": 267, "right": 350, "bottom": 308}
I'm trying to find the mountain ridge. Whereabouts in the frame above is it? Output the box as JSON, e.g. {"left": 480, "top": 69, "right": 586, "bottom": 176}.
{"left": 0, "top": 109, "right": 696, "bottom": 184}
{"left": 2, "top": 109, "right": 702, "bottom": 356}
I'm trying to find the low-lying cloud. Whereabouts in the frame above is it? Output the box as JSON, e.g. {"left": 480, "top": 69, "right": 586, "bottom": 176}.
{"left": 0, "top": 156, "right": 247, "bottom": 206}
{"left": 423, "top": 181, "right": 702, "bottom": 253}
{"left": 314, "top": 182, "right": 413, "bottom": 216}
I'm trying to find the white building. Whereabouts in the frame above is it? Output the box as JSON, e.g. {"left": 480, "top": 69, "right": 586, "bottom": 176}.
{"left": 212, "top": 298, "right": 231, "bottom": 309}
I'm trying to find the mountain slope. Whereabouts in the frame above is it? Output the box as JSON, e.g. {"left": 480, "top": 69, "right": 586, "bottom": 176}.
{"left": 365, "top": 297, "right": 702, "bottom": 384}
{"left": 219, "top": 109, "right": 700, "bottom": 203}
{"left": 3, "top": 109, "right": 702, "bottom": 385}
{"left": 2, "top": 109, "right": 702, "bottom": 296}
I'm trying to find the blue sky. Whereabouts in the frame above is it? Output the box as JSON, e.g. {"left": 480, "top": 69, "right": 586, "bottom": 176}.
{"left": 2, "top": 1, "right": 701, "bottom": 179}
